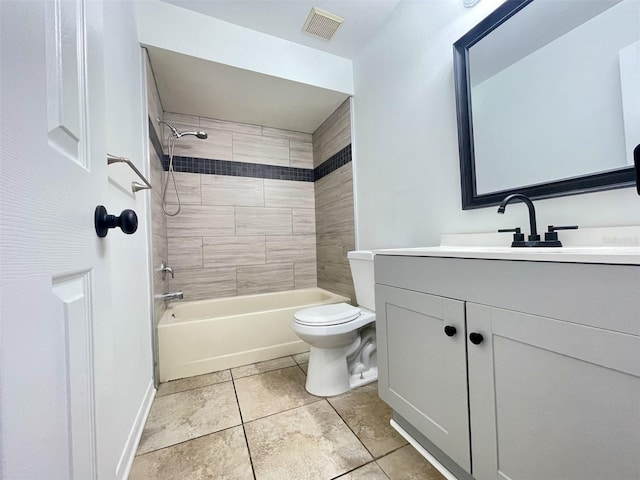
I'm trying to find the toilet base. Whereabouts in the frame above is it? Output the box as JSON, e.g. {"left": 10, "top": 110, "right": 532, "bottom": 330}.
{"left": 305, "top": 345, "right": 351, "bottom": 397}
{"left": 304, "top": 331, "right": 378, "bottom": 397}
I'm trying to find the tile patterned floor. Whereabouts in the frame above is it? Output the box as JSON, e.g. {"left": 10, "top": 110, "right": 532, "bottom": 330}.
{"left": 130, "top": 355, "right": 446, "bottom": 480}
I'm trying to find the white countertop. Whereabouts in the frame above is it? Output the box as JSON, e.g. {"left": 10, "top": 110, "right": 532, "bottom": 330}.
{"left": 372, "top": 226, "right": 640, "bottom": 265}
{"left": 373, "top": 245, "right": 640, "bottom": 265}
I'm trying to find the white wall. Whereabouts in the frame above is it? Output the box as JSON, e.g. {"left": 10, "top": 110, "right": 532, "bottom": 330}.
{"left": 352, "top": 0, "right": 640, "bottom": 250}
{"left": 104, "top": 2, "right": 155, "bottom": 478}
{"left": 135, "top": 0, "right": 354, "bottom": 95}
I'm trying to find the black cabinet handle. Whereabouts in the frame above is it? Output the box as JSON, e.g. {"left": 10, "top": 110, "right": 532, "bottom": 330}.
{"left": 95, "top": 205, "right": 138, "bottom": 237}
{"left": 444, "top": 325, "right": 457, "bottom": 337}
{"left": 633, "top": 143, "right": 639, "bottom": 196}
{"left": 469, "top": 332, "right": 484, "bottom": 345}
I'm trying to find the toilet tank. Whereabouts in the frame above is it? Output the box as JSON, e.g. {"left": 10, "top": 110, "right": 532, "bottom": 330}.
{"left": 347, "top": 250, "right": 375, "bottom": 311}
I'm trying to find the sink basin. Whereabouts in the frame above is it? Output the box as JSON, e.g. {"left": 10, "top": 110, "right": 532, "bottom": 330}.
{"left": 373, "top": 226, "right": 640, "bottom": 265}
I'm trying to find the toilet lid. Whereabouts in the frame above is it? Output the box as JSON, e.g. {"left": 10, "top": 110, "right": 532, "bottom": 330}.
{"left": 294, "top": 303, "right": 361, "bottom": 326}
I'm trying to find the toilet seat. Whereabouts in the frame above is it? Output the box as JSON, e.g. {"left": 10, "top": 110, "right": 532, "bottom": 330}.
{"left": 294, "top": 303, "right": 361, "bottom": 326}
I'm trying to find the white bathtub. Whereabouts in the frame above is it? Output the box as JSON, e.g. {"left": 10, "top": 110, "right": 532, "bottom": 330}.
{"left": 158, "top": 288, "right": 350, "bottom": 382}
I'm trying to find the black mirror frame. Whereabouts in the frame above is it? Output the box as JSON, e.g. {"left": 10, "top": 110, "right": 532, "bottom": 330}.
{"left": 453, "top": 0, "right": 636, "bottom": 210}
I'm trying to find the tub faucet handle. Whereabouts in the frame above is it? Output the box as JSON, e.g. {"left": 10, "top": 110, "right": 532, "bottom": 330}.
{"left": 160, "top": 261, "right": 174, "bottom": 279}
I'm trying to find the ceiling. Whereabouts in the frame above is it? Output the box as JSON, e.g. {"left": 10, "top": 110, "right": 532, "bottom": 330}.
{"left": 149, "top": 0, "right": 401, "bottom": 133}
{"left": 147, "top": 45, "right": 349, "bottom": 133}
{"left": 160, "top": 0, "right": 402, "bottom": 60}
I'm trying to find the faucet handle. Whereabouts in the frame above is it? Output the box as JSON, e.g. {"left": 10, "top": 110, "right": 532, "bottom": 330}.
{"left": 160, "top": 261, "right": 175, "bottom": 279}
{"left": 498, "top": 227, "right": 525, "bottom": 242}
{"left": 545, "top": 225, "right": 579, "bottom": 242}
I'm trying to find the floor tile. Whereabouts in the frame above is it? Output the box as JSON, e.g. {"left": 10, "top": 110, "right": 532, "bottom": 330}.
{"left": 245, "top": 401, "right": 372, "bottom": 480}
{"left": 137, "top": 382, "right": 241, "bottom": 455}
{"left": 328, "top": 383, "right": 407, "bottom": 458}
{"left": 299, "top": 362, "right": 308, "bottom": 374}
{"left": 157, "top": 370, "right": 231, "bottom": 397}
{"left": 335, "top": 461, "right": 390, "bottom": 479}
{"left": 234, "top": 366, "right": 319, "bottom": 422}
{"left": 129, "top": 426, "right": 253, "bottom": 480}
{"left": 293, "top": 351, "right": 309, "bottom": 364}
{"left": 231, "top": 356, "right": 296, "bottom": 379}
{"left": 377, "top": 445, "right": 446, "bottom": 480}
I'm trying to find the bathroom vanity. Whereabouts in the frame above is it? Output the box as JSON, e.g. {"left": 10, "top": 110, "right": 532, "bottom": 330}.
{"left": 374, "top": 233, "right": 640, "bottom": 480}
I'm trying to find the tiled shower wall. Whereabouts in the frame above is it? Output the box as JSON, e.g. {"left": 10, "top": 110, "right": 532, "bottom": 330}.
{"left": 160, "top": 113, "right": 317, "bottom": 301}
{"left": 313, "top": 100, "right": 356, "bottom": 303}
{"left": 146, "top": 53, "right": 169, "bottom": 325}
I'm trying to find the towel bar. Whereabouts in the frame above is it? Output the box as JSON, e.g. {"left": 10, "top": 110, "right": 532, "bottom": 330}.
{"left": 107, "top": 154, "right": 152, "bottom": 193}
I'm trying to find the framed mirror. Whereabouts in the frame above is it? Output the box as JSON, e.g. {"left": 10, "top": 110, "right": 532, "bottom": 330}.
{"left": 454, "top": 0, "right": 639, "bottom": 209}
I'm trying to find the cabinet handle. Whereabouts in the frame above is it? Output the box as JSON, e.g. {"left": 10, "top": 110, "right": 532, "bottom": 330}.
{"left": 444, "top": 325, "right": 457, "bottom": 337}
{"left": 469, "top": 332, "right": 484, "bottom": 345}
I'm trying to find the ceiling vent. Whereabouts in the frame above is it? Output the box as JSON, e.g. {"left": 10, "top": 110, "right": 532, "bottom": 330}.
{"left": 302, "top": 7, "right": 344, "bottom": 41}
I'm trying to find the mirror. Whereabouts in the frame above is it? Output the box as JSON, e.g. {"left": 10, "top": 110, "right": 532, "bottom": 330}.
{"left": 454, "top": 0, "right": 639, "bottom": 209}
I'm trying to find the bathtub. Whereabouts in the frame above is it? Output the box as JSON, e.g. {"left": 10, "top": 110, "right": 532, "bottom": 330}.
{"left": 158, "top": 287, "right": 350, "bottom": 382}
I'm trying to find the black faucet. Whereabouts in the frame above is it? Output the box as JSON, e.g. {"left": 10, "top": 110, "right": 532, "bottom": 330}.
{"left": 497, "top": 194, "right": 540, "bottom": 244}
{"left": 497, "top": 194, "right": 579, "bottom": 247}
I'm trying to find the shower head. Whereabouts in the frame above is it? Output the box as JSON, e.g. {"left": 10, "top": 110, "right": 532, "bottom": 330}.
{"left": 179, "top": 131, "right": 208, "bottom": 139}
{"left": 157, "top": 119, "right": 208, "bottom": 140}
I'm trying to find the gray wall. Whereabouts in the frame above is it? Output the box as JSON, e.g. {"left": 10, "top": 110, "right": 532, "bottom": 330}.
{"left": 161, "top": 113, "right": 317, "bottom": 301}
{"left": 352, "top": 0, "right": 640, "bottom": 250}
{"left": 150, "top": 100, "right": 358, "bottom": 303}
{"left": 314, "top": 100, "right": 356, "bottom": 303}
{"left": 146, "top": 53, "right": 169, "bottom": 324}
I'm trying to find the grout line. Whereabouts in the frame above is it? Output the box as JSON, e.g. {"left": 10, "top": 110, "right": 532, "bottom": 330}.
{"left": 233, "top": 363, "right": 300, "bottom": 382}
{"left": 326, "top": 396, "right": 375, "bottom": 460}
{"left": 135, "top": 421, "right": 243, "bottom": 457}
{"left": 328, "top": 460, "right": 390, "bottom": 480}
{"left": 230, "top": 356, "right": 297, "bottom": 381}
{"left": 155, "top": 377, "right": 233, "bottom": 398}
{"left": 242, "top": 397, "right": 325, "bottom": 426}
{"left": 231, "top": 373, "right": 258, "bottom": 479}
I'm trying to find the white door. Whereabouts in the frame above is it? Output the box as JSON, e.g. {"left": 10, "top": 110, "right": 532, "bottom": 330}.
{"left": 1, "top": 1, "right": 113, "bottom": 478}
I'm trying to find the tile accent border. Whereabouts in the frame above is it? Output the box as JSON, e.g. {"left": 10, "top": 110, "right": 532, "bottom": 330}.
{"left": 164, "top": 156, "right": 315, "bottom": 182}
{"left": 314, "top": 144, "right": 351, "bottom": 181}
{"left": 153, "top": 144, "right": 352, "bottom": 183}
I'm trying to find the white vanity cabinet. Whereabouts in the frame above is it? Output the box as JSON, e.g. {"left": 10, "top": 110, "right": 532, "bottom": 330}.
{"left": 375, "top": 254, "right": 640, "bottom": 480}
{"left": 376, "top": 285, "right": 470, "bottom": 472}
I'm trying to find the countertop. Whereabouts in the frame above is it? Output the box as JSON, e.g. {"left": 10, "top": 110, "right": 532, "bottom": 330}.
{"left": 372, "top": 226, "right": 640, "bottom": 265}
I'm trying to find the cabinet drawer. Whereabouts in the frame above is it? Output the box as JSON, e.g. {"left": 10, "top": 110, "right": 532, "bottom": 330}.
{"left": 375, "top": 255, "right": 640, "bottom": 335}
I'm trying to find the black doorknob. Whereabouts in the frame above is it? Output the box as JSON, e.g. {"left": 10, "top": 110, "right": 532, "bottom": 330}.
{"left": 94, "top": 205, "right": 138, "bottom": 237}
{"left": 444, "top": 325, "right": 457, "bottom": 337}
{"left": 469, "top": 332, "right": 484, "bottom": 345}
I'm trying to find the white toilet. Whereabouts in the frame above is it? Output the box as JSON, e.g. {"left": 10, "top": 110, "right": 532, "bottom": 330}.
{"left": 292, "top": 250, "right": 377, "bottom": 397}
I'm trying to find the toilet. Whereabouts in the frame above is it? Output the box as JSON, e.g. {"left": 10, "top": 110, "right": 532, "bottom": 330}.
{"left": 292, "top": 250, "right": 377, "bottom": 397}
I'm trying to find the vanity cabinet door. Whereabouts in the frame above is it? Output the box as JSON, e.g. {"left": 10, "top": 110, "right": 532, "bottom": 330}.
{"left": 467, "top": 303, "right": 640, "bottom": 480}
{"left": 376, "top": 285, "right": 470, "bottom": 473}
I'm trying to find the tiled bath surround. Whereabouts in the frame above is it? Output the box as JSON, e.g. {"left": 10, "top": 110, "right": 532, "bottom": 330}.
{"left": 160, "top": 112, "right": 318, "bottom": 301}
{"left": 146, "top": 52, "right": 169, "bottom": 326}
{"left": 313, "top": 100, "right": 356, "bottom": 302}
{"left": 148, "top": 94, "right": 356, "bottom": 304}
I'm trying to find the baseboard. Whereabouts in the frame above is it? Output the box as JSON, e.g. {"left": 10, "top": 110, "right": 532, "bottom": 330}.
{"left": 115, "top": 379, "right": 156, "bottom": 480}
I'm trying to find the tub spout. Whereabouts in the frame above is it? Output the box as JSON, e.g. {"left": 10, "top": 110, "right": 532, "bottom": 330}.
{"left": 157, "top": 291, "right": 183, "bottom": 301}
